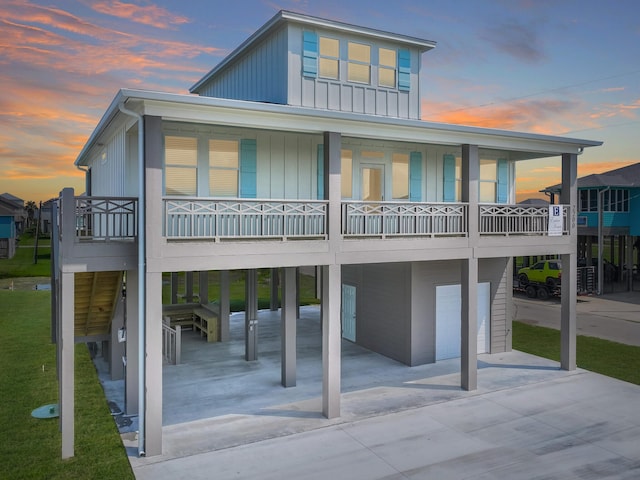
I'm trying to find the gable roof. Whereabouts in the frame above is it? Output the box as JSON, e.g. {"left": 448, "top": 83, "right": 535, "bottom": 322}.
{"left": 0, "top": 193, "right": 24, "bottom": 207}
{"left": 190, "top": 10, "right": 437, "bottom": 94}
{"left": 0, "top": 195, "right": 24, "bottom": 215}
{"left": 542, "top": 162, "right": 640, "bottom": 194}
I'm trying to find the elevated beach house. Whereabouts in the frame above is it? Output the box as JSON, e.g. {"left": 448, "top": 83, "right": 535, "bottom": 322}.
{"left": 52, "top": 11, "right": 602, "bottom": 458}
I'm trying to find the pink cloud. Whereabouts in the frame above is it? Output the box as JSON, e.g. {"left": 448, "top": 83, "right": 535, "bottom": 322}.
{"left": 89, "top": 1, "right": 190, "bottom": 29}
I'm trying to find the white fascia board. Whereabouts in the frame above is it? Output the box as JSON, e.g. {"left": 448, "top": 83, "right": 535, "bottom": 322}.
{"left": 130, "top": 89, "right": 602, "bottom": 157}
{"left": 77, "top": 88, "right": 602, "bottom": 166}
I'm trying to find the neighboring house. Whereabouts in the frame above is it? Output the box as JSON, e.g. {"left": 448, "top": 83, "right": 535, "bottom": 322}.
{"left": 0, "top": 193, "right": 26, "bottom": 236}
{"left": 542, "top": 162, "right": 640, "bottom": 291}
{"left": 0, "top": 195, "right": 25, "bottom": 259}
{"left": 52, "top": 10, "right": 602, "bottom": 458}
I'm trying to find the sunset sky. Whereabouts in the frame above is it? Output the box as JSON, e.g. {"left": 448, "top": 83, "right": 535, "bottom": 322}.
{"left": 1, "top": 0, "right": 638, "bottom": 203}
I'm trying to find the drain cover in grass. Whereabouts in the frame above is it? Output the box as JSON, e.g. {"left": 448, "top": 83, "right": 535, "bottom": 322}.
{"left": 32, "top": 404, "right": 59, "bottom": 419}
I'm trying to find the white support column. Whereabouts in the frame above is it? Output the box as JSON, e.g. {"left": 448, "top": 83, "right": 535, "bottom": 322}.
{"left": 60, "top": 271, "right": 75, "bottom": 459}
{"left": 144, "top": 270, "right": 163, "bottom": 456}
{"left": 125, "top": 268, "right": 139, "bottom": 415}
{"left": 322, "top": 264, "right": 341, "bottom": 418}
{"left": 220, "top": 270, "right": 231, "bottom": 342}
{"left": 560, "top": 153, "right": 578, "bottom": 371}
{"left": 322, "top": 131, "right": 342, "bottom": 418}
{"left": 281, "top": 267, "right": 297, "bottom": 387}
{"left": 461, "top": 144, "right": 479, "bottom": 391}
{"left": 461, "top": 259, "right": 478, "bottom": 390}
{"left": 245, "top": 269, "right": 258, "bottom": 361}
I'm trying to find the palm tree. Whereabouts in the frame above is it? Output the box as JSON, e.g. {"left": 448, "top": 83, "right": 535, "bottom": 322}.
{"left": 25, "top": 200, "right": 37, "bottom": 229}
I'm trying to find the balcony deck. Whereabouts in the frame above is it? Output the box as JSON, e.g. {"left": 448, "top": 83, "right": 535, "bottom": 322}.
{"left": 57, "top": 194, "right": 570, "bottom": 255}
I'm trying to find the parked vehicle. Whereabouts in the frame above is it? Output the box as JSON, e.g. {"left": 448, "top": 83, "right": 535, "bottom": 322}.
{"left": 518, "top": 260, "right": 562, "bottom": 289}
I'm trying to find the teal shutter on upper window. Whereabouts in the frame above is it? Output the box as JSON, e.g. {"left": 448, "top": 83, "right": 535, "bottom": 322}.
{"left": 317, "top": 144, "right": 324, "bottom": 200}
{"left": 409, "top": 152, "right": 422, "bottom": 202}
{"left": 240, "top": 139, "right": 257, "bottom": 198}
{"left": 443, "top": 154, "right": 456, "bottom": 202}
{"left": 398, "top": 49, "right": 411, "bottom": 91}
{"left": 303, "top": 31, "right": 318, "bottom": 77}
{"left": 497, "top": 158, "right": 508, "bottom": 203}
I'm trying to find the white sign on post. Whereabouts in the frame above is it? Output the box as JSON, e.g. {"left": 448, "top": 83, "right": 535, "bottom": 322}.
{"left": 548, "top": 205, "right": 563, "bottom": 236}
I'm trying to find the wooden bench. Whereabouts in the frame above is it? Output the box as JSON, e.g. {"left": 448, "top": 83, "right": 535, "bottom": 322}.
{"left": 193, "top": 305, "right": 220, "bottom": 342}
{"left": 162, "top": 303, "right": 220, "bottom": 343}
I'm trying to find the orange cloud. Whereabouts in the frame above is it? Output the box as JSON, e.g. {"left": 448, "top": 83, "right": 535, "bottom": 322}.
{"left": 89, "top": 1, "right": 190, "bottom": 29}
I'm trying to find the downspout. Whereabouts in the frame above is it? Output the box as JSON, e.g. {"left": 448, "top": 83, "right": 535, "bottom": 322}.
{"left": 118, "top": 102, "right": 146, "bottom": 457}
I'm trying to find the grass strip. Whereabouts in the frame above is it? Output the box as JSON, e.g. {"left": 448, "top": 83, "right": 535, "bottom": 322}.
{"left": 0, "top": 290, "right": 134, "bottom": 479}
{"left": 513, "top": 320, "right": 640, "bottom": 385}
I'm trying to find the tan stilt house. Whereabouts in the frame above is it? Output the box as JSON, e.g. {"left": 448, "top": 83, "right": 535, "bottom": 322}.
{"left": 52, "top": 10, "right": 602, "bottom": 458}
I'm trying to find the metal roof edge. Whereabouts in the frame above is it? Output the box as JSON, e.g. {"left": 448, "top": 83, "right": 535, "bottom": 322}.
{"left": 77, "top": 89, "right": 603, "bottom": 167}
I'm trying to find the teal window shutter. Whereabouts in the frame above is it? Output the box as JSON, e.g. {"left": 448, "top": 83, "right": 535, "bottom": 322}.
{"left": 398, "top": 49, "right": 410, "bottom": 91}
{"left": 443, "top": 154, "right": 456, "bottom": 202}
{"left": 303, "top": 31, "right": 318, "bottom": 77}
{"left": 497, "top": 158, "right": 508, "bottom": 203}
{"left": 317, "top": 144, "right": 324, "bottom": 200}
{"left": 409, "top": 152, "right": 422, "bottom": 202}
{"left": 240, "top": 139, "right": 257, "bottom": 198}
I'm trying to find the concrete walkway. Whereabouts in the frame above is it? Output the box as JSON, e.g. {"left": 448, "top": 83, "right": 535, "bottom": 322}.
{"left": 128, "top": 349, "right": 640, "bottom": 479}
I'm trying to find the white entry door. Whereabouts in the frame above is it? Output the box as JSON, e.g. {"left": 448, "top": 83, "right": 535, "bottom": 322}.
{"left": 341, "top": 284, "right": 356, "bottom": 342}
{"left": 435, "top": 282, "right": 491, "bottom": 361}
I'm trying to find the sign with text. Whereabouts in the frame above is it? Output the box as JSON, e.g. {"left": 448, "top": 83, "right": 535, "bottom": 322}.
{"left": 548, "top": 205, "right": 563, "bottom": 236}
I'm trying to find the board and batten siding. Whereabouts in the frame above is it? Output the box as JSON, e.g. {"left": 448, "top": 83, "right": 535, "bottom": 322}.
{"left": 256, "top": 132, "right": 319, "bottom": 199}
{"left": 288, "top": 24, "right": 421, "bottom": 119}
{"left": 197, "top": 26, "right": 288, "bottom": 104}
{"left": 88, "top": 125, "right": 128, "bottom": 197}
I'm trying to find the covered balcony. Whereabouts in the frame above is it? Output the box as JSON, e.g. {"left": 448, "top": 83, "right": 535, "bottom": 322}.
{"left": 59, "top": 192, "right": 569, "bottom": 246}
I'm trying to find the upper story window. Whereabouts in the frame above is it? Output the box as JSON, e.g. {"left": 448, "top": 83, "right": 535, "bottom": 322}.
{"left": 348, "top": 42, "right": 370, "bottom": 84}
{"left": 579, "top": 189, "right": 629, "bottom": 212}
{"left": 341, "top": 149, "right": 353, "bottom": 198}
{"left": 165, "top": 136, "right": 197, "bottom": 196}
{"left": 392, "top": 153, "right": 409, "bottom": 199}
{"left": 319, "top": 37, "right": 339, "bottom": 79}
{"left": 209, "top": 139, "right": 239, "bottom": 197}
{"left": 479, "top": 159, "right": 497, "bottom": 203}
{"left": 379, "top": 48, "right": 396, "bottom": 88}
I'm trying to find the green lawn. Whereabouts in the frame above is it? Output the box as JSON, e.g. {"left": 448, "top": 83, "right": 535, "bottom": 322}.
{"left": 0, "top": 237, "right": 51, "bottom": 279}
{"left": 513, "top": 321, "right": 640, "bottom": 385}
{"left": 0, "top": 290, "right": 134, "bottom": 479}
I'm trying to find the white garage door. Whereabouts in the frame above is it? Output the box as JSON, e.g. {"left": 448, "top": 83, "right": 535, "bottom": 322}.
{"left": 435, "top": 283, "right": 490, "bottom": 361}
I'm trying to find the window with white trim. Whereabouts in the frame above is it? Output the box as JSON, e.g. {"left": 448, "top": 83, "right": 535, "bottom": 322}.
{"left": 209, "top": 139, "right": 239, "bottom": 197}
{"left": 165, "top": 136, "right": 197, "bottom": 196}
{"left": 319, "top": 36, "right": 339, "bottom": 79}
{"left": 379, "top": 48, "right": 396, "bottom": 88}
{"left": 341, "top": 149, "right": 352, "bottom": 198}
{"left": 479, "top": 159, "right": 497, "bottom": 203}
{"left": 348, "top": 42, "right": 370, "bottom": 84}
{"left": 392, "top": 153, "right": 409, "bottom": 199}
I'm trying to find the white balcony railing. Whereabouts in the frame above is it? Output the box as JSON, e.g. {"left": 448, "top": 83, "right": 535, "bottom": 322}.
{"left": 164, "top": 198, "right": 328, "bottom": 240}
{"left": 74, "top": 196, "right": 137, "bottom": 241}
{"left": 342, "top": 201, "right": 468, "bottom": 238}
{"left": 479, "top": 204, "right": 568, "bottom": 236}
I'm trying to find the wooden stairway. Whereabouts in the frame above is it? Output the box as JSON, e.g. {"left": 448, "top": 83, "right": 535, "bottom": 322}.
{"left": 74, "top": 271, "right": 123, "bottom": 337}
